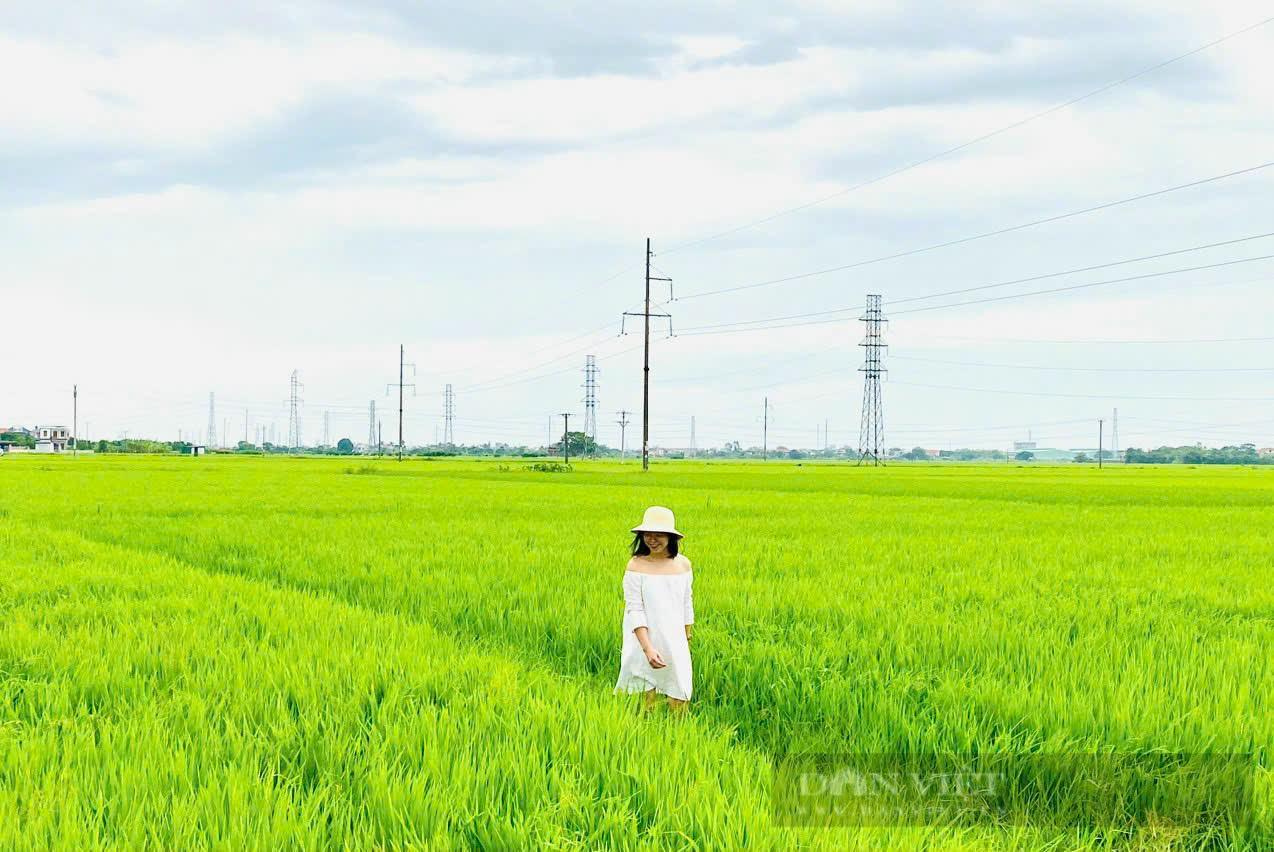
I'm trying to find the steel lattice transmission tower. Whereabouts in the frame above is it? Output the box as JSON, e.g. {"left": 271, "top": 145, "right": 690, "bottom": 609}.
{"left": 288, "top": 370, "right": 304, "bottom": 451}
{"left": 367, "top": 400, "right": 376, "bottom": 454}
{"left": 443, "top": 384, "right": 455, "bottom": 445}
{"left": 207, "top": 392, "right": 216, "bottom": 449}
{"left": 857, "top": 294, "right": 887, "bottom": 466}
{"left": 582, "top": 355, "right": 599, "bottom": 451}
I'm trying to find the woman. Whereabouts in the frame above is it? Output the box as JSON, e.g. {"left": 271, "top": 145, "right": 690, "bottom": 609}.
{"left": 615, "top": 505, "right": 694, "bottom": 712}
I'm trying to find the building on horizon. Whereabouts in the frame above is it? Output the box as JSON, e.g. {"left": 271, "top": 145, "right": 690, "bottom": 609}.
{"left": 34, "top": 425, "right": 70, "bottom": 453}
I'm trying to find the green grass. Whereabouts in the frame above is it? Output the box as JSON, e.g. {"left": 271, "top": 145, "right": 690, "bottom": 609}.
{"left": 1, "top": 454, "right": 1270, "bottom": 850}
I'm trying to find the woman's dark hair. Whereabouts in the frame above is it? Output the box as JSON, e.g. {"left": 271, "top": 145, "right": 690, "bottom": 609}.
{"left": 631, "top": 532, "right": 680, "bottom": 558}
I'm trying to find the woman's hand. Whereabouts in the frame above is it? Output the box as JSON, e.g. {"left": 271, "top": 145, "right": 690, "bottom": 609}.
{"left": 644, "top": 647, "right": 667, "bottom": 668}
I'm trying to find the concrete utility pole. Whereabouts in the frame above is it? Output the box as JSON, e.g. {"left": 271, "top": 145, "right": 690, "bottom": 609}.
{"left": 386, "top": 345, "right": 416, "bottom": 462}
{"left": 560, "top": 413, "right": 571, "bottom": 465}
{"left": 763, "top": 396, "right": 769, "bottom": 461}
{"left": 72, "top": 385, "right": 78, "bottom": 457}
{"left": 622, "top": 238, "right": 672, "bottom": 471}
{"left": 616, "top": 411, "right": 631, "bottom": 462}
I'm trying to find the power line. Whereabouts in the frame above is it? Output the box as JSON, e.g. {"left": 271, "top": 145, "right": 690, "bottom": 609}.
{"left": 890, "top": 379, "right": 1274, "bottom": 402}
{"left": 912, "top": 333, "right": 1274, "bottom": 346}
{"left": 886, "top": 231, "right": 1274, "bottom": 306}
{"left": 677, "top": 160, "right": 1274, "bottom": 301}
{"left": 659, "top": 14, "right": 1274, "bottom": 256}
{"left": 890, "top": 257, "right": 1274, "bottom": 316}
{"left": 890, "top": 355, "right": 1274, "bottom": 373}
{"left": 675, "top": 257, "right": 1274, "bottom": 336}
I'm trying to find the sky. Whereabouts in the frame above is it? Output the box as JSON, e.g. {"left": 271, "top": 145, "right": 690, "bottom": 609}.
{"left": 3, "top": 0, "right": 1273, "bottom": 452}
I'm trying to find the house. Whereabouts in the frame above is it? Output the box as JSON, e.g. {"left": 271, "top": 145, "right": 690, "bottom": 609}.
{"left": 184, "top": 445, "right": 207, "bottom": 456}
{"left": 34, "top": 425, "right": 70, "bottom": 453}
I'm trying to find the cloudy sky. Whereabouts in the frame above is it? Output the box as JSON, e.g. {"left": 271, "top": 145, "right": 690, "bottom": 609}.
{"left": 3, "top": 0, "right": 1273, "bottom": 452}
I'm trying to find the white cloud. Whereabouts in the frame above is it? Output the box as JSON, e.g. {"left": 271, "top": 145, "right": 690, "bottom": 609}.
{"left": 0, "top": 33, "right": 507, "bottom": 150}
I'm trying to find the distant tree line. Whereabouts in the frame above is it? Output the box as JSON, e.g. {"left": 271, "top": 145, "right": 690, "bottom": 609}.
{"left": 1124, "top": 444, "right": 1273, "bottom": 465}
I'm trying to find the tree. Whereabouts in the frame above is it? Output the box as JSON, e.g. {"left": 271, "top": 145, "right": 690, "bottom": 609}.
{"left": 1015, "top": 451, "right": 1034, "bottom": 461}
{"left": 560, "top": 431, "right": 595, "bottom": 457}
{"left": 1073, "top": 453, "right": 1090, "bottom": 463}
{"left": 904, "top": 447, "right": 929, "bottom": 461}
{"left": 336, "top": 438, "right": 355, "bottom": 454}
{"left": 0, "top": 432, "right": 35, "bottom": 448}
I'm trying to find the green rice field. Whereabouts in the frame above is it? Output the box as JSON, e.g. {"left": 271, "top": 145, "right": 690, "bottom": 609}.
{"left": 1, "top": 454, "right": 1270, "bottom": 850}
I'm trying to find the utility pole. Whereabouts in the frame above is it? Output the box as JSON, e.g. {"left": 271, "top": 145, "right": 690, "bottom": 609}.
{"left": 207, "top": 392, "right": 216, "bottom": 450}
{"left": 560, "top": 413, "right": 571, "bottom": 465}
{"left": 377, "top": 421, "right": 383, "bottom": 458}
{"left": 386, "top": 345, "right": 416, "bottom": 462}
{"left": 288, "top": 371, "right": 304, "bottom": 452}
{"left": 616, "top": 411, "right": 631, "bottom": 462}
{"left": 1112, "top": 408, "right": 1120, "bottom": 463}
{"left": 1098, "top": 419, "right": 1104, "bottom": 470}
{"left": 582, "top": 356, "right": 599, "bottom": 455}
{"left": 622, "top": 238, "right": 673, "bottom": 471}
{"left": 763, "top": 396, "right": 769, "bottom": 461}
{"left": 367, "top": 400, "right": 376, "bottom": 455}
{"left": 444, "top": 384, "right": 455, "bottom": 445}
{"left": 72, "top": 385, "right": 78, "bottom": 457}
{"left": 857, "top": 294, "right": 888, "bottom": 466}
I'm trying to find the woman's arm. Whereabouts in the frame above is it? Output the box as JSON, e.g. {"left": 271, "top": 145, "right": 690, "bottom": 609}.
{"left": 624, "top": 572, "right": 666, "bottom": 668}
{"left": 684, "top": 565, "right": 694, "bottom": 642}
{"left": 634, "top": 627, "right": 666, "bottom": 668}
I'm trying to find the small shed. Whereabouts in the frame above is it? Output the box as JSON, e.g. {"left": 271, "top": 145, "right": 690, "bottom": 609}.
{"left": 185, "top": 445, "right": 207, "bottom": 456}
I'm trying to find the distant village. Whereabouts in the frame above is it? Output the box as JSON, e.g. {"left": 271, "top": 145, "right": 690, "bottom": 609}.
{"left": 3, "top": 423, "right": 1271, "bottom": 464}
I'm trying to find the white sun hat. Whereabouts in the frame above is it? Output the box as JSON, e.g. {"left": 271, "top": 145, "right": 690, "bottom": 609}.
{"left": 631, "top": 505, "right": 683, "bottom": 538}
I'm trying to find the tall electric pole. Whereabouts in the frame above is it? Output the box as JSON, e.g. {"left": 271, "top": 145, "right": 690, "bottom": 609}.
{"left": 560, "top": 413, "right": 571, "bottom": 465}
{"left": 622, "top": 238, "right": 672, "bottom": 471}
{"left": 207, "top": 392, "right": 216, "bottom": 450}
{"left": 1112, "top": 408, "right": 1120, "bottom": 463}
{"left": 617, "top": 411, "right": 631, "bottom": 462}
{"left": 367, "top": 400, "right": 376, "bottom": 455}
{"left": 582, "top": 356, "right": 599, "bottom": 454}
{"left": 72, "top": 385, "right": 78, "bottom": 457}
{"left": 288, "top": 371, "right": 304, "bottom": 452}
{"left": 444, "top": 384, "right": 455, "bottom": 445}
{"left": 857, "top": 294, "right": 887, "bottom": 466}
{"left": 386, "top": 345, "right": 416, "bottom": 462}
{"left": 763, "top": 396, "right": 769, "bottom": 461}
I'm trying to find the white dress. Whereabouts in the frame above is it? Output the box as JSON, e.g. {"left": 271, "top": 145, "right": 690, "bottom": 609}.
{"left": 614, "top": 569, "right": 694, "bottom": 701}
